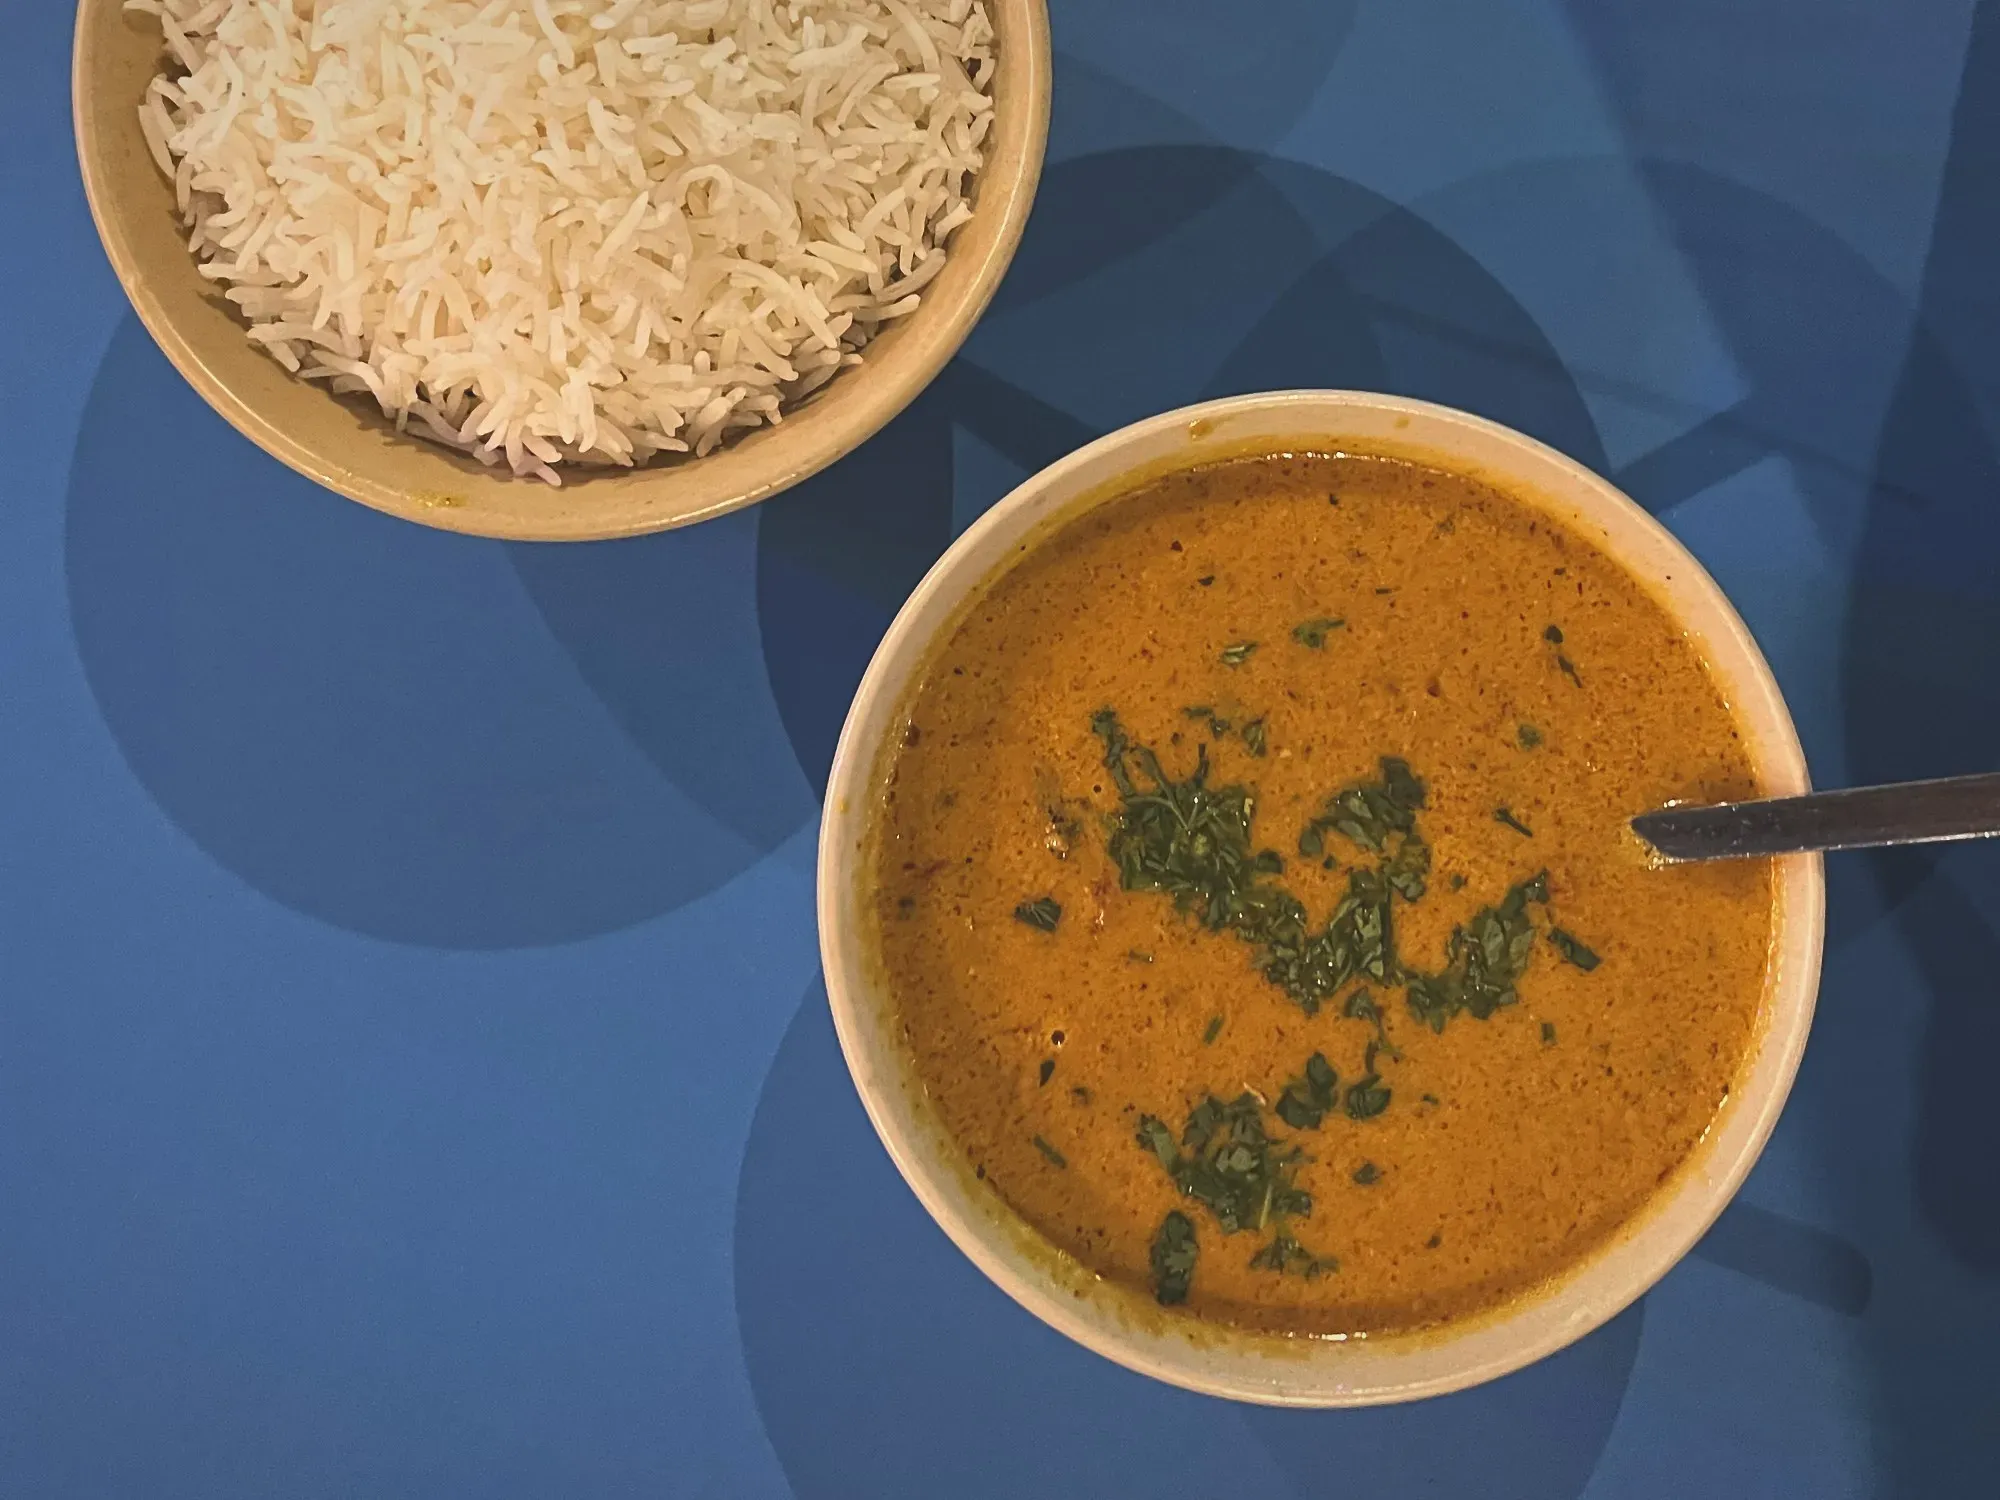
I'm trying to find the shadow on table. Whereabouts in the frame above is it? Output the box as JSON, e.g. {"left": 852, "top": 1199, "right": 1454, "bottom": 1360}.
{"left": 64, "top": 320, "right": 799, "bottom": 949}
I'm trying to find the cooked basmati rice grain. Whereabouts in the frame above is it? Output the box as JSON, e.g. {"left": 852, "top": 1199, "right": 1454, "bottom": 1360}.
{"left": 125, "top": 0, "right": 995, "bottom": 485}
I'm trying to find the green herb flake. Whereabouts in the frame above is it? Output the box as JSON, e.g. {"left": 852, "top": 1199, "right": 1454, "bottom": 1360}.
{"left": 1541, "top": 1022, "right": 1558, "bottom": 1045}
{"left": 1249, "top": 1231, "right": 1338, "bottom": 1279}
{"left": 1126, "top": 949, "right": 1155, "bottom": 965}
{"left": 1384, "top": 829, "right": 1431, "bottom": 902}
{"left": 1150, "top": 1211, "right": 1198, "bottom": 1305}
{"left": 1032, "top": 1135, "right": 1068, "bottom": 1169}
{"left": 1343, "top": 987, "right": 1404, "bottom": 1060}
{"left": 1308, "top": 757, "right": 1427, "bottom": 855}
{"left": 1275, "top": 1052, "right": 1340, "bottom": 1130}
{"left": 1544, "top": 625, "right": 1564, "bottom": 644}
{"left": 1495, "top": 806, "right": 1534, "bottom": 838}
{"left": 1220, "top": 641, "right": 1260, "bottom": 667}
{"left": 1202, "top": 1015, "right": 1224, "bottom": 1046}
{"left": 1242, "top": 718, "right": 1269, "bottom": 757}
{"left": 1549, "top": 929, "right": 1602, "bottom": 972}
{"left": 1291, "top": 617, "right": 1346, "bottom": 649}
{"left": 1134, "top": 1093, "right": 1312, "bottom": 1235}
{"left": 1135, "top": 1114, "right": 1179, "bottom": 1171}
{"left": 1557, "top": 655, "right": 1582, "bottom": 687}
{"left": 1352, "top": 1161, "right": 1382, "bottom": 1186}
{"left": 1198, "top": 575, "right": 1216, "bottom": 587}
{"left": 1091, "top": 711, "right": 1586, "bottom": 1051}
{"left": 1344, "top": 1074, "right": 1391, "bottom": 1120}
{"left": 1517, "top": 723, "right": 1543, "bottom": 749}
{"left": 1013, "top": 896, "right": 1062, "bottom": 931}
{"left": 1038, "top": 1058, "right": 1056, "bottom": 1087}
{"left": 1404, "top": 870, "right": 1551, "bottom": 1034}
{"left": 1092, "top": 711, "right": 1432, "bottom": 1018}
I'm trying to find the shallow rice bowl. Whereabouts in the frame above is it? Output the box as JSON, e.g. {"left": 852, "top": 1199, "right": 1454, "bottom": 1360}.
{"left": 73, "top": 0, "right": 1049, "bottom": 538}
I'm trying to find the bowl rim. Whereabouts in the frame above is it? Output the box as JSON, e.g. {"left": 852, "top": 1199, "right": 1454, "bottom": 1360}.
{"left": 817, "top": 388, "right": 1827, "bottom": 1406}
{"left": 70, "top": 0, "right": 1052, "bottom": 542}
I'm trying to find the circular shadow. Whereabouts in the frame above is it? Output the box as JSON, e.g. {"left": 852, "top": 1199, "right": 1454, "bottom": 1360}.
{"left": 505, "top": 514, "right": 817, "bottom": 854}
{"left": 991, "top": 137, "right": 1269, "bottom": 317}
{"left": 66, "top": 317, "right": 792, "bottom": 949}
{"left": 734, "top": 995, "right": 1642, "bottom": 1500}
{"left": 963, "top": 147, "right": 1323, "bottom": 436}
{"left": 981, "top": 147, "right": 1610, "bottom": 462}
{"left": 1053, "top": 0, "right": 1361, "bottom": 152}
{"left": 1204, "top": 158, "right": 1610, "bottom": 471}
{"left": 752, "top": 382, "right": 959, "bottom": 799}
{"left": 1241, "top": 1301, "right": 1641, "bottom": 1500}
{"left": 1632, "top": 158, "right": 1925, "bottom": 565}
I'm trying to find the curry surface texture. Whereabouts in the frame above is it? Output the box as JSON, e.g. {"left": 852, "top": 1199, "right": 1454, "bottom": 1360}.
{"left": 867, "top": 451, "right": 1774, "bottom": 1337}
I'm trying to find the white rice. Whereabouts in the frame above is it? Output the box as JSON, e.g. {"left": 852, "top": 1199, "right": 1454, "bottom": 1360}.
{"left": 127, "top": 0, "right": 995, "bottom": 484}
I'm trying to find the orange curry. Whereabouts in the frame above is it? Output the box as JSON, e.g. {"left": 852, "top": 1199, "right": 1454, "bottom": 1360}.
{"left": 867, "top": 451, "right": 1774, "bottom": 1336}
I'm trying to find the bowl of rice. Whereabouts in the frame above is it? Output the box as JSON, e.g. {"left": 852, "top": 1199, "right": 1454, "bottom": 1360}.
{"left": 73, "top": 0, "right": 1049, "bottom": 540}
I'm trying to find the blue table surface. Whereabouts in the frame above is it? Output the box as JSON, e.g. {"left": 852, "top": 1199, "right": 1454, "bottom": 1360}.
{"left": 7, "top": 2, "right": 2000, "bottom": 1495}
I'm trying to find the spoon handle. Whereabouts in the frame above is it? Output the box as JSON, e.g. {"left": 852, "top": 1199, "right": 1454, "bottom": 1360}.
{"left": 1632, "top": 772, "right": 2000, "bottom": 861}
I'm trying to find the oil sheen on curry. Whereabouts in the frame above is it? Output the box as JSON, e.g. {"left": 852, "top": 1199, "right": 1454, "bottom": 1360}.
{"left": 868, "top": 451, "right": 1775, "bottom": 1337}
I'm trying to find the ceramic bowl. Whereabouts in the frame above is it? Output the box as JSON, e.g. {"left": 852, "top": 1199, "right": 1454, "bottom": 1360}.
{"left": 817, "top": 389, "right": 1825, "bottom": 1406}
{"left": 71, "top": 0, "right": 1051, "bottom": 541}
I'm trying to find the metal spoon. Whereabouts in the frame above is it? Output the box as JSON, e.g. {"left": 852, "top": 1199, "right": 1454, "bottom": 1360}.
{"left": 1633, "top": 772, "right": 2000, "bottom": 862}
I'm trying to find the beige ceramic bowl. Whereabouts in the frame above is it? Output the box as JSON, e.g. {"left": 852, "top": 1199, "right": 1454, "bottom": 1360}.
{"left": 71, "top": 0, "right": 1050, "bottom": 541}
{"left": 819, "top": 390, "right": 1826, "bottom": 1406}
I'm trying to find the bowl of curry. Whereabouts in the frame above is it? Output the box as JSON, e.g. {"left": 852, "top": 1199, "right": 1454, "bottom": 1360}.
{"left": 819, "top": 390, "right": 1823, "bottom": 1405}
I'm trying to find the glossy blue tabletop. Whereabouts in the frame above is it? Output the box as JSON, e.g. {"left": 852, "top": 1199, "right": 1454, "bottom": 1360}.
{"left": 7, "top": 3, "right": 1999, "bottom": 1495}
